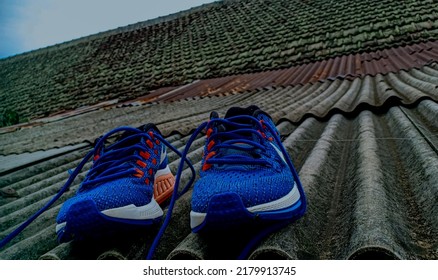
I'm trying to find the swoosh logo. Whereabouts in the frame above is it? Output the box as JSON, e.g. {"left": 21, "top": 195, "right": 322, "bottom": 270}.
{"left": 160, "top": 146, "right": 167, "bottom": 164}
{"left": 269, "top": 142, "right": 286, "bottom": 164}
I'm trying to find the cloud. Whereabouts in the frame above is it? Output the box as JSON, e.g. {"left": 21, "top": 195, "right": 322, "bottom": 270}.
{"left": 1, "top": 0, "right": 217, "bottom": 58}
{"left": 0, "top": 1, "right": 27, "bottom": 57}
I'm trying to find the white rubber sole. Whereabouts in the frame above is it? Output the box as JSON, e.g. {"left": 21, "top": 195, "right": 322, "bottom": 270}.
{"left": 56, "top": 152, "right": 171, "bottom": 235}
{"left": 190, "top": 182, "right": 301, "bottom": 229}
{"left": 155, "top": 165, "right": 171, "bottom": 178}
{"left": 55, "top": 198, "right": 163, "bottom": 234}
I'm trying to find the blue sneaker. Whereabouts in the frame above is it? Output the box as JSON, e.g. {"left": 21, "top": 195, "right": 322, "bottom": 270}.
{"left": 55, "top": 124, "right": 175, "bottom": 242}
{"left": 1, "top": 122, "right": 196, "bottom": 258}
{"left": 190, "top": 106, "right": 307, "bottom": 232}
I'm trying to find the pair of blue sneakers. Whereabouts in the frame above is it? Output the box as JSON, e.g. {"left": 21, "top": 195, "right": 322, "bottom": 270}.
{"left": 0, "top": 106, "right": 306, "bottom": 259}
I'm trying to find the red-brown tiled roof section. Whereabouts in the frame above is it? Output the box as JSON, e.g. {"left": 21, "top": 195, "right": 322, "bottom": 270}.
{"left": 150, "top": 41, "right": 438, "bottom": 102}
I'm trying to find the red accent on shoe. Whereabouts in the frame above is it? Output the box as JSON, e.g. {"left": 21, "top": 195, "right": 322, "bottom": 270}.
{"left": 133, "top": 168, "right": 144, "bottom": 178}
{"left": 146, "top": 140, "right": 154, "bottom": 149}
{"left": 140, "top": 151, "right": 151, "bottom": 160}
{"left": 207, "top": 140, "right": 215, "bottom": 151}
{"left": 202, "top": 151, "right": 216, "bottom": 171}
{"left": 206, "top": 128, "right": 213, "bottom": 138}
{"left": 136, "top": 160, "right": 147, "bottom": 168}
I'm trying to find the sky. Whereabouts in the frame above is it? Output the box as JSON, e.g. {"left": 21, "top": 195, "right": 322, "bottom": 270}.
{"left": 0, "top": 0, "right": 217, "bottom": 58}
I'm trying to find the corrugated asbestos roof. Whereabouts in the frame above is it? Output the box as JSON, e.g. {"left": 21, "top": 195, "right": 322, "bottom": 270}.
{"left": 1, "top": 0, "right": 438, "bottom": 261}
{"left": 0, "top": 96, "right": 437, "bottom": 260}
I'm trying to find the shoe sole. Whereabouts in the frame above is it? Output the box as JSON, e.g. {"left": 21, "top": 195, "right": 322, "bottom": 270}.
{"left": 56, "top": 164, "right": 175, "bottom": 242}
{"left": 56, "top": 199, "right": 162, "bottom": 242}
{"left": 190, "top": 184, "right": 305, "bottom": 232}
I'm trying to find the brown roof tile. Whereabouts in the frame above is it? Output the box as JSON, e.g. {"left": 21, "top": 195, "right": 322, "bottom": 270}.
{"left": 146, "top": 42, "right": 438, "bottom": 102}
{"left": 1, "top": 63, "right": 437, "bottom": 156}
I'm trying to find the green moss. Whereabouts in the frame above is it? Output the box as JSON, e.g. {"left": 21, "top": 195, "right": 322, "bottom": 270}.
{"left": 0, "top": 109, "right": 20, "bottom": 127}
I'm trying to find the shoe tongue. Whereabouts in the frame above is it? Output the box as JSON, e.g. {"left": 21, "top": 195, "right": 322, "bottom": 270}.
{"left": 138, "top": 123, "right": 161, "bottom": 134}
{"left": 222, "top": 106, "right": 262, "bottom": 135}
{"left": 108, "top": 123, "right": 160, "bottom": 152}
{"left": 218, "top": 141, "right": 261, "bottom": 171}
{"left": 221, "top": 143, "right": 258, "bottom": 157}
{"left": 224, "top": 106, "right": 260, "bottom": 119}
{"left": 217, "top": 106, "right": 265, "bottom": 166}
{"left": 116, "top": 123, "right": 159, "bottom": 141}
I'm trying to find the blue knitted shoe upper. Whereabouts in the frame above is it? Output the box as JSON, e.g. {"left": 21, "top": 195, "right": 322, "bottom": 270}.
{"left": 56, "top": 125, "right": 166, "bottom": 224}
{"left": 56, "top": 177, "right": 153, "bottom": 223}
{"left": 191, "top": 106, "right": 296, "bottom": 213}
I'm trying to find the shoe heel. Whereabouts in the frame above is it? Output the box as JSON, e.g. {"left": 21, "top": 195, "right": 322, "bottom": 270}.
{"left": 256, "top": 199, "right": 305, "bottom": 221}
{"left": 192, "top": 192, "right": 306, "bottom": 233}
{"left": 58, "top": 199, "right": 161, "bottom": 243}
{"left": 192, "top": 192, "right": 255, "bottom": 232}
{"left": 154, "top": 165, "right": 175, "bottom": 204}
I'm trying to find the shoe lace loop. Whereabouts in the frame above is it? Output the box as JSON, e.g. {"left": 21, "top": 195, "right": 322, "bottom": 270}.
{"left": 202, "top": 116, "right": 272, "bottom": 170}
{"left": 82, "top": 129, "right": 158, "bottom": 189}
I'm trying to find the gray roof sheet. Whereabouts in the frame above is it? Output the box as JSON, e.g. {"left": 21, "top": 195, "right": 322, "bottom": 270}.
{"left": 1, "top": 84, "right": 437, "bottom": 260}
